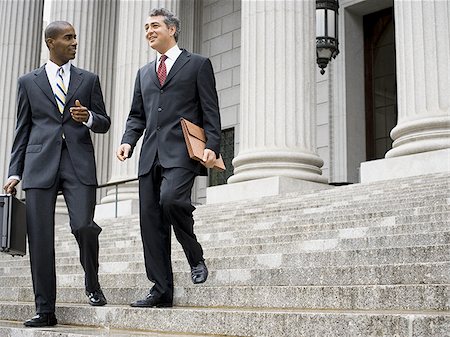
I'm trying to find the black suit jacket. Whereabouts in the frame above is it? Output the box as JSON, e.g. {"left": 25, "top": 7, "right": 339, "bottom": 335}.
{"left": 8, "top": 65, "right": 110, "bottom": 189}
{"left": 121, "top": 50, "right": 221, "bottom": 176}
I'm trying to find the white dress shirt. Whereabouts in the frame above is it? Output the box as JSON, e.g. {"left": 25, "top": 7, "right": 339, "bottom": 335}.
{"left": 156, "top": 44, "right": 182, "bottom": 74}
{"left": 46, "top": 60, "right": 93, "bottom": 128}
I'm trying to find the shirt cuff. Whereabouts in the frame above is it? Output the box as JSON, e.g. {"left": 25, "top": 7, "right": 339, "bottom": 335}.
{"left": 8, "top": 175, "right": 21, "bottom": 182}
{"left": 83, "top": 111, "right": 94, "bottom": 128}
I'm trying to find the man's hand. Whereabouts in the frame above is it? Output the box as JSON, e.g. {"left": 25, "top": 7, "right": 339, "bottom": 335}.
{"left": 117, "top": 143, "right": 132, "bottom": 161}
{"left": 70, "top": 99, "right": 89, "bottom": 123}
{"left": 202, "top": 148, "right": 216, "bottom": 169}
{"left": 3, "top": 179, "right": 19, "bottom": 196}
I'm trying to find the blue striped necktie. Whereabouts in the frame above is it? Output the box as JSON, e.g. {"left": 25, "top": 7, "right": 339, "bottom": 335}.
{"left": 55, "top": 67, "right": 67, "bottom": 113}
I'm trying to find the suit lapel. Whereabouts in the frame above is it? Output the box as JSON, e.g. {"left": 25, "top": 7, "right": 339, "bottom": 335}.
{"left": 65, "top": 65, "right": 83, "bottom": 104}
{"left": 33, "top": 66, "right": 57, "bottom": 108}
{"left": 147, "top": 60, "right": 160, "bottom": 88}
{"left": 60, "top": 66, "right": 84, "bottom": 122}
{"left": 146, "top": 49, "right": 191, "bottom": 89}
{"left": 163, "top": 50, "right": 191, "bottom": 87}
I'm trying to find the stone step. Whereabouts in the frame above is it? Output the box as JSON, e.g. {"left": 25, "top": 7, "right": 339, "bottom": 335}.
{"left": 199, "top": 178, "right": 448, "bottom": 200}
{"left": 49, "top": 217, "right": 450, "bottom": 253}
{"left": 3, "top": 243, "right": 449, "bottom": 271}
{"left": 0, "top": 320, "right": 216, "bottom": 337}
{"left": 0, "top": 260, "right": 448, "bottom": 288}
{"left": 48, "top": 218, "right": 450, "bottom": 251}
{"left": 50, "top": 232, "right": 450, "bottom": 262}
{"left": 196, "top": 197, "right": 449, "bottom": 216}
{"left": 196, "top": 219, "right": 450, "bottom": 244}
{"left": 195, "top": 212, "right": 449, "bottom": 235}
{"left": 49, "top": 229, "right": 450, "bottom": 256}
{"left": 63, "top": 204, "right": 450, "bottom": 236}
{"left": 49, "top": 213, "right": 450, "bottom": 244}
{"left": 193, "top": 207, "right": 449, "bottom": 231}
{"left": 192, "top": 189, "right": 449, "bottom": 217}
{"left": 197, "top": 221, "right": 449, "bottom": 244}
{"left": 0, "top": 302, "right": 448, "bottom": 337}
{"left": 4, "top": 240, "right": 450, "bottom": 270}
{"left": 197, "top": 213, "right": 449, "bottom": 234}
{"left": 2, "top": 216, "right": 447, "bottom": 268}
{"left": 194, "top": 204, "right": 449, "bottom": 225}
{"left": 1, "top": 282, "right": 449, "bottom": 312}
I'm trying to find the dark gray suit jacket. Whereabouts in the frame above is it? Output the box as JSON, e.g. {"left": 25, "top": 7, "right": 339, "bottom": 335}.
{"left": 8, "top": 64, "right": 110, "bottom": 189}
{"left": 121, "top": 49, "right": 221, "bottom": 176}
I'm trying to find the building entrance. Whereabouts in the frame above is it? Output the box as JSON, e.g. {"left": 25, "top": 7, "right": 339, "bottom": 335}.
{"left": 363, "top": 7, "right": 398, "bottom": 160}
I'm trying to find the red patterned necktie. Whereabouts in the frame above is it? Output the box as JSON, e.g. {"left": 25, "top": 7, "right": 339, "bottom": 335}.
{"left": 157, "top": 54, "right": 168, "bottom": 85}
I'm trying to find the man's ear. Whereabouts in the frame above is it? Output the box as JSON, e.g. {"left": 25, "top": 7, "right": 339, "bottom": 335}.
{"left": 45, "top": 38, "right": 53, "bottom": 50}
{"left": 168, "top": 25, "right": 176, "bottom": 38}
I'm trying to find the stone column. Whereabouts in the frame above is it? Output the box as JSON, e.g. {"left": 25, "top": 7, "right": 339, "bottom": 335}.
{"left": 48, "top": 0, "right": 119, "bottom": 211}
{"left": 177, "top": 0, "right": 207, "bottom": 204}
{"left": 50, "top": 0, "right": 118, "bottom": 193}
{"left": 207, "top": 0, "right": 329, "bottom": 204}
{"left": 102, "top": 0, "right": 180, "bottom": 205}
{"left": 0, "top": 0, "right": 44, "bottom": 198}
{"left": 228, "top": 0, "right": 326, "bottom": 185}
{"left": 386, "top": 0, "right": 450, "bottom": 158}
{"left": 361, "top": 0, "right": 450, "bottom": 182}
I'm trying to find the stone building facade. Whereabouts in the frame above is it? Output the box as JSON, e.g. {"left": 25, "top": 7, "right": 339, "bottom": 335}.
{"left": 0, "top": 0, "right": 448, "bottom": 210}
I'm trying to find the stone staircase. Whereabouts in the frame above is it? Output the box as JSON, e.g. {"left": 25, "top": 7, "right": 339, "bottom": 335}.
{"left": 0, "top": 172, "right": 448, "bottom": 336}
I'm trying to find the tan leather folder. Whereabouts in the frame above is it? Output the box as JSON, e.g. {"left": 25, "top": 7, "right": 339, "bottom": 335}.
{"left": 180, "top": 118, "right": 226, "bottom": 171}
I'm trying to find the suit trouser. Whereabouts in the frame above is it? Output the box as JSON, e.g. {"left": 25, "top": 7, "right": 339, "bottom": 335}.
{"left": 25, "top": 145, "right": 101, "bottom": 313}
{"left": 139, "top": 158, "right": 204, "bottom": 300}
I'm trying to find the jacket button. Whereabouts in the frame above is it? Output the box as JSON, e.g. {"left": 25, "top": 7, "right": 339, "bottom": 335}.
{"left": 158, "top": 107, "right": 162, "bottom": 112}
{"left": 160, "top": 90, "right": 164, "bottom": 93}
{"left": 157, "top": 126, "right": 161, "bottom": 131}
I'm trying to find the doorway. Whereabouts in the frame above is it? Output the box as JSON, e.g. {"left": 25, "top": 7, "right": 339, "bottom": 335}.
{"left": 364, "top": 7, "right": 397, "bottom": 160}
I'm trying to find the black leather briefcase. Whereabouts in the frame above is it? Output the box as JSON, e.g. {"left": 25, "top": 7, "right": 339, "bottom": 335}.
{"left": 0, "top": 194, "right": 26, "bottom": 256}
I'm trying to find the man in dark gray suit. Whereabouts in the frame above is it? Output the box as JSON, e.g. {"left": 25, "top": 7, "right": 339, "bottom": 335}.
{"left": 117, "top": 8, "right": 221, "bottom": 308}
{"left": 3, "top": 21, "right": 110, "bottom": 327}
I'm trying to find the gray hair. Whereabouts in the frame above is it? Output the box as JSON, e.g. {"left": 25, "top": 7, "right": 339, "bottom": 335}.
{"left": 149, "top": 8, "right": 180, "bottom": 42}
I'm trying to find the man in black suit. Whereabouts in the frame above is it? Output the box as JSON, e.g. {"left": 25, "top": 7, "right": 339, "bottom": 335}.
{"left": 3, "top": 21, "right": 110, "bottom": 327}
{"left": 117, "top": 8, "right": 221, "bottom": 308}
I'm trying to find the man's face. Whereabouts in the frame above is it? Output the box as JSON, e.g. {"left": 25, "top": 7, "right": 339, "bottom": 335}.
{"left": 47, "top": 25, "right": 77, "bottom": 66}
{"left": 144, "top": 15, "right": 176, "bottom": 54}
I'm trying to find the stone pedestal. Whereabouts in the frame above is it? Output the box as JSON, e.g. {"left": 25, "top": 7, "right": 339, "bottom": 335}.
{"left": 361, "top": 0, "right": 450, "bottom": 182}
{"left": 0, "top": 0, "right": 44, "bottom": 199}
{"left": 210, "top": 0, "right": 327, "bottom": 203}
{"left": 207, "top": 176, "right": 332, "bottom": 204}
{"left": 361, "top": 149, "right": 450, "bottom": 183}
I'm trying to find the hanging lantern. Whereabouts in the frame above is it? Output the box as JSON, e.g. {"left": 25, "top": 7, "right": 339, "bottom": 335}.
{"left": 316, "top": 0, "right": 340, "bottom": 75}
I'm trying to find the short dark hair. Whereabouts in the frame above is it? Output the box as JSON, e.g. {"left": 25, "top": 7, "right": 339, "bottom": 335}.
{"left": 44, "top": 21, "right": 72, "bottom": 40}
{"left": 149, "top": 8, "right": 180, "bottom": 42}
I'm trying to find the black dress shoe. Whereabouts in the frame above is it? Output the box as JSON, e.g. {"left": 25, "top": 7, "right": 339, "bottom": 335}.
{"left": 191, "top": 260, "right": 208, "bottom": 284}
{"left": 86, "top": 288, "right": 107, "bottom": 306}
{"left": 130, "top": 293, "right": 173, "bottom": 308}
{"left": 24, "top": 313, "right": 57, "bottom": 327}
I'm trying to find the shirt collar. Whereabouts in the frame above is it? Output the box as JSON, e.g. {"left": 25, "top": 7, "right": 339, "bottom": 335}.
{"left": 46, "top": 60, "right": 71, "bottom": 75}
{"left": 157, "top": 44, "right": 182, "bottom": 62}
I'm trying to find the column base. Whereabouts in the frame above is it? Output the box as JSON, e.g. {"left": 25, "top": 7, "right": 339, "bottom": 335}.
{"left": 360, "top": 148, "right": 450, "bottom": 183}
{"left": 228, "top": 150, "right": 327, "bottom": 184}
{"left": 206, "top": 176, "right": 332, "bottom": 205}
